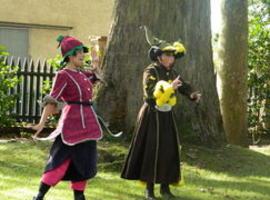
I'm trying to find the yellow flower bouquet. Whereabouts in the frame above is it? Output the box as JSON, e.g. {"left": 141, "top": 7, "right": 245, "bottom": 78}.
{"left": 153, "top": 80, "right": 177, "bottom": 112}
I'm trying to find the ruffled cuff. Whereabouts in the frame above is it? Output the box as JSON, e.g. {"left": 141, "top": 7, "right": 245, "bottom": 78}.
{"left": 42, "top": 95, "right": 65, "bottom": 112}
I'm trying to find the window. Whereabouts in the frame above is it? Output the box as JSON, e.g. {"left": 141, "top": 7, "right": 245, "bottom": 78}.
{"left": 0, "top": 27, "right": 29, "bottom": 59}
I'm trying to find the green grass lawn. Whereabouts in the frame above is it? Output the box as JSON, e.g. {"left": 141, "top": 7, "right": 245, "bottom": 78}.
{"left": 0, "top": 138, "right": 270, "bottom": 200}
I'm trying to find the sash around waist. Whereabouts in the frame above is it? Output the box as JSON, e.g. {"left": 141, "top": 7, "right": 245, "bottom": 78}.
{"left": 66, "top": 101, "right": 93, "bottom": 106}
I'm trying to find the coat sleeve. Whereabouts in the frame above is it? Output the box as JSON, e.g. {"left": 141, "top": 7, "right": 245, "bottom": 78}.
{"left": 82, "top": 71, "right": 99, "bottom": 84}
{"left": 42, "top": 71, "right": 67, "bottom": 107}
{"left": 173, "top": 70, "right": 196, "bottom": 101}
{"left": 143, "top": 67, "right": 158, "bottom": 100}
{"left": 178, "top": 78, "right": 195, "bottom": 100}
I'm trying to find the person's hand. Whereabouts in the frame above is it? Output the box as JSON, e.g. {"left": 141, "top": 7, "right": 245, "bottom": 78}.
{"left": 28, "top": 123, "right": 45, "bottom": 139}
{"left": 171, "top": 75, "right": 182, "bottom": 90}
{"left": 90, "top": 46, "right": 100, "bottom": 69}
{"left": 190, "top": 91, "right": 202, "bottom": 103}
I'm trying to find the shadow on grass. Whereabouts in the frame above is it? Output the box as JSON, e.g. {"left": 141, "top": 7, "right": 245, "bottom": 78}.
{"left": 1, "top": 139, "right": 270, "bottom": 200}
{"left": 187, "top": 172, "right": 270, "bottom": 197}
{"left": 0, "top": 140, "right": 50, "bottom": 177}
{"left": 183, "top": 144, "right": 270, "bottom": 178}
{"left": 92, "top": 174, "right": 203, "bottom": 200}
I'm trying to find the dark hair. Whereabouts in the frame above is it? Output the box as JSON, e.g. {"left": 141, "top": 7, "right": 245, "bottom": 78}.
{"left": 174, "top": 52, "right": 185, "bottom": 59}
{"left": 64, "top": 49, "right": 80, "bottom": 63}
{"left": 148, "top": 46, "right": 163, "bottom": 61}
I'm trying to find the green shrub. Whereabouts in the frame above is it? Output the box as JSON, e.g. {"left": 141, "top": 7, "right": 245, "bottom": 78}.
{"left": 0, "top": 45, "right": 20, "bottom": 127}
{"left": 248, "top": 0, "right": 270, "bottom": 137}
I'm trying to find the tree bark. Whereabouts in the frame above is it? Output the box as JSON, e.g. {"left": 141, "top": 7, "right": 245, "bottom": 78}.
{"left": 216, "top": 0, "right": 248, "bottom": 146}
{"left": 96, "top": 0, "right": 225, "bottom": 145}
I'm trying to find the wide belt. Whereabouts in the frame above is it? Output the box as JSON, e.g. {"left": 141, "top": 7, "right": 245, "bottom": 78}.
{"left": 144, "top": 98, "right": 156, "bottom": 107}
{"left": 66, "top": 101, "right": 93, "bottom": 106}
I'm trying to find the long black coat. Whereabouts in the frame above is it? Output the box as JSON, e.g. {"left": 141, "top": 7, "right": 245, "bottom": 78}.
{"left": 121, "top": 63, "right": 195, "bottom": 184}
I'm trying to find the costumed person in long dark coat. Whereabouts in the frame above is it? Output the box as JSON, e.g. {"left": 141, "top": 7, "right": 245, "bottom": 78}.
{"left": 121, "top": 27, "right": 201, "bottom": 200}
{"left": 30, "top": 35, "right": 103, "bottom": 200}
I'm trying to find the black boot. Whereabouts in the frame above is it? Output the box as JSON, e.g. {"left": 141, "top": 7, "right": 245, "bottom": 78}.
{"left": 160, "top": 183, "right": 175, "bottom": 199}
{"left": 32, "top": 197, "right": 42, "bottom": 200}
{"left": 145, "top": 182, "right": 156, "bottom": 200}
{"left": 33, "top": 182, "right": 51, "bottom": 200}
{"left": 74, "top": 190, "right": 86, "bottom": 200}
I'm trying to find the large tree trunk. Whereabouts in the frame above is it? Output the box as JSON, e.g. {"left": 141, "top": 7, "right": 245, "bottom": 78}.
{"left": 216, "top": 0, "right": 248, "bottom": 146}
{"left": 96, "top": 0, "right": 225, "bottom": 145}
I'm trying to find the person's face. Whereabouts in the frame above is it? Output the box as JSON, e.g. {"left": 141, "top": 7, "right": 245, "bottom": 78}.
{"left": 158, "top": 52, "right": 175, "bottom": 69}
{"left": 69, "top": 49, "right": 85, "bottom": 67}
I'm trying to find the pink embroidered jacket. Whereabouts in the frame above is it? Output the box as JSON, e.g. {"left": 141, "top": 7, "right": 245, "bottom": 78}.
{"left": 43, "top": 68, "right": 103, "bottom": 145}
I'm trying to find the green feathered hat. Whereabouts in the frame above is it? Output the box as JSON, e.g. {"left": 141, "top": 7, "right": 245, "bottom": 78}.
{"left": 56, "top": 35, "right": 89, "bottom": 65}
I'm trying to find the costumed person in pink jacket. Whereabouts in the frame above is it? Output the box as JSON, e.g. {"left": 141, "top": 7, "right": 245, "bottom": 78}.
{"left": 31, "top": 35, "right": 103, "bottom": 200}
{"left": 121, "top": 27, "right": 201, "bottom": 200}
